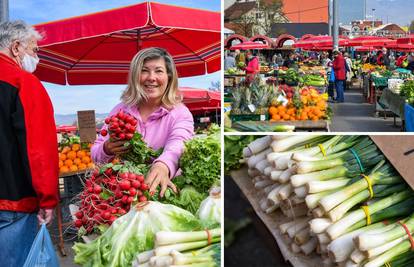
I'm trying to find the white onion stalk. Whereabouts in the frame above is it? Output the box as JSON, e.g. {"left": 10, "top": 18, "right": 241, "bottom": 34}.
{"left": 344, "top": 260, "right": 360, "bottom": 267}
{"left": 263, "top": 183, "right": 279, "bottom": 195}
{"left": 365, "top": 236, "right": 406, "bottom": 259}
{"left": 259, "top": 198, "right": 271, "bottom": 212}
{"left": 267, "top": 151, "right": 295, "bottom": 165}
{"left": 291, "top": 166, "right": 348, "bottom": 187}
{"left": 270, "top": 170, "right": 283, "bottom": 181}
{"left": 316, "top": 233, "right": 330, "bottom": 244}
{"left": 327, "top": 222, "right": 387, "bottom": 263}
{"left": 327, "top": 190, "right": 372, "bottom": 222}
{"left": 294, "top": 227, "right": 310, "bottom": 245}
{"left": 263, "top": 166, "right": 273, "bottom": 177}
{"left": 355, "top": 222, "right": 408, "bottom": 251}
{"left": 291, "top": 135, "right": 343, "bottom": 161}
{"left": 318, "top": 243, "right": 328, "bottom": 254}
{"left": 278, "top": 183, "right": 293, "bottom": 200}
{"left": 350, "top": 249, "right": 365, "bottom": 264}
{"left": 267, "top": 184, "right": 284, "bottom": 205}
{"left": 291, "top": 243, "right": 301, "bottom": 253}
{"left": 305, "top": 188, "right": 341, "bottom": 209}
{"left": 155, "top": 229, "right": 220, "bottom": 246}
{"left": 275, "top": 155, "right": 293, "bottom": 170}
{"left": 137, "top": 250, "right": 155, "bottom": 263}
{"left": 247, "top": 168, "right": 260, "bottom": 178}
{"left": 287, "top": 218, "right": 310, "bottom": 238}
{"left": 254, "top": 179, "right": 274, "bottom": 189}
{"left": 247, "top": 136, "right": 272, "bottom": 155}
{"left": 279, "top": 167, "right": 295, "bottom": 183}
{"left": 150, "top": 255, "right": 173, "bottom": 267}
{"left": 294, "top": 186, "right": 307, "bottom": 198}
{"left": 364, "top": 240, "right": 411, "bottom": 267}
{"left": 300, "top": 237, "right": 317, "bottom": 255}
{"left": 307, "top": 178, "right": 350, "bottom": 194}
{"left": 242, "top": 146, "right": 253, "bottom": 158}
{"left": 283, "top": 204, "right": 308, "bottom": 218}
{"left": 271, "top": 135, "right": 321, "bottom": 152}
{"left": 280, "top": 220, "right": 296, "bottom": 234}
{"left": 326, "top": 191, "right": 411, "bottom": 240}
{"left": 265, "top": 204, "right": 278, "bottom": 214}
{"left": 311, "top": 207, "right": 325, "bottom": 218}
{"left": 309, "top": 218, "right": 332, "bottom": 234}
{"left": 155, "top": 238, "right": 219, "bottom": 257}
{"left": 170, "top": 250, "right": 215, "bottom": 265}
{"left": 255, "top": 159, "right": 270, "bottom": 174}
{"left": 288, "top": 195, "right": 305, "bottom": 205}
{"left": 247, "top": 148, "right": 272, "bottom": 168}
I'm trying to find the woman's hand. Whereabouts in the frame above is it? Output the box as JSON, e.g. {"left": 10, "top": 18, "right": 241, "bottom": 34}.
{"left": 146, "top": 162, "right": 177, "bottom": 197}
{"left": 103, "top": 139, "right": 130, "bottom": 155}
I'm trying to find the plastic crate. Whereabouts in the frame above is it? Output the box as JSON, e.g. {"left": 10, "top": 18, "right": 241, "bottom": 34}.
{"left": 60, "top": 174, "right": 85, "bottom": 199}
{"left": 230, "top": 113, "right": 269, "bottom": 122}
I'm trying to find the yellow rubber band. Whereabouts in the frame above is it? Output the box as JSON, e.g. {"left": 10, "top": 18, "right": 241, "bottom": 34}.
{"left": 361, "top": 205, "right": 371, "bottom": 225}
{"left": 362, "top": 174, "right": 374, "bottom": 199}
{"left": 318, "top": 144, "right": 327, "bottom": 157}
{"left": 385, "top": 263, "right": 392, "bottom": 267}
{"left": 305, "top": 144, "right": 312, "bottom": 149}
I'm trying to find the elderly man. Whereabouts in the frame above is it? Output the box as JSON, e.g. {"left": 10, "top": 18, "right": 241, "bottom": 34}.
{"left": 0, "top": 20, "right": 59, "bottom": 266}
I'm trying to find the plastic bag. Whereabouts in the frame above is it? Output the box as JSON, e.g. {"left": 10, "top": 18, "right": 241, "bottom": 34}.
{"left": 329, "top": 70, "right": 336, "bottom": 82}
{"left": 23, "top": 224, "right": 59, "bottom": 267}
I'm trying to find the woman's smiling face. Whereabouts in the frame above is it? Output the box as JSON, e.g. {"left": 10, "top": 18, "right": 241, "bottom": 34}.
{"left": 140, "top": 57, "right": 169, "bottom": 103}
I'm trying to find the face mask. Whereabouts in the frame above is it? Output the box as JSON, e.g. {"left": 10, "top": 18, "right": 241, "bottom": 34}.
{"left": 21, "top": 53, "right": 39, "bottom": 73}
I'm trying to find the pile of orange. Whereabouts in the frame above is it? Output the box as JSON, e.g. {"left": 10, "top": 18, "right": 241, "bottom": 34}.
{"left": 59, "top": 143, "right": 95, "bottom": 175}
{"left": 269, "top": 88, "right": 328, "bottom": 122}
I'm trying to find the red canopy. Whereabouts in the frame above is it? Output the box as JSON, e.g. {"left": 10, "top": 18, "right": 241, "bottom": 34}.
{"left": 354, "top": 46, "right": 379, "bottom": 52}
{"left": 179, "top": 87, "right": 220, "bottom": 113}
{"left": 346, "top": 36, "right": 393, "bottom": 47}
{"left": 34, "top": 2, "right": 220, "bottom": 85}
{"left": 230, "top": 41, "right": 270, "bottom": 50}
{"left": 293, "top": 35, "right": 348, "bottom": 49}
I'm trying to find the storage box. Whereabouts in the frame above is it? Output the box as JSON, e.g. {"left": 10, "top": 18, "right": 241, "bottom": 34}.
{"left": 230, "top": 113, "right": 269, "bottom": 122}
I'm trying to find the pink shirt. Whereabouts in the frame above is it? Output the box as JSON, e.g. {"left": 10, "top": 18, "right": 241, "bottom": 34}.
{"left": 91, "top": 102, "right": 194, "bottom": 178}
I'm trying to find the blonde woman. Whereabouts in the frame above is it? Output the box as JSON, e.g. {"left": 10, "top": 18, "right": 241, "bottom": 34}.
{"left": 92, "top": 47, "right": 194, "bottom": 197}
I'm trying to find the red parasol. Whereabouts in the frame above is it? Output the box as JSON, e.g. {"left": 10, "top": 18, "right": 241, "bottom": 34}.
{"left": 179, "top": 87, "right": 220, "bottom": 113}
{"left": 346, "top": 36, "right": 393, "bottom": 47}
{"left": 293, "top": 35, "right": 348, "bottom": 49}
{"left": 229, "top": 41, "right": 270, "bottom": 50}
{"left": 34, "top": 2, "right": 220, "bottom": 85}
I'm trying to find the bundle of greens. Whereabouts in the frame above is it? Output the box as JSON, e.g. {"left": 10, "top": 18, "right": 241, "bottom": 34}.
{"left": 73, "top": 201, "right": 201, "bottom": 267}
{"left": 122, "top": 133, "right": 162, "bottom": 165}
{"left": 224, "top": 135, "right": 256, "bottom": 174}
{"left": 177, "top": 127, "right": 220, "bottom": 193}
{"left": 160, "top": 186, "right": 207, "bottom": 215}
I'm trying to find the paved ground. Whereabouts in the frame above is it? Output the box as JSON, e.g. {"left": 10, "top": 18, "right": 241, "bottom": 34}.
{"left": 224, "top": 176, "right": 292, "bottom": 267}
{"left": 329, "top": 87, "right": 403, "bottom": 132}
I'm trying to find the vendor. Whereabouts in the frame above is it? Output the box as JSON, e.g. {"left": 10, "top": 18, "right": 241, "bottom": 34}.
{"left": 244, "top": 50, "right": 259, "bottom": 82}
{"left": 91, "top": 47, "right": 194, "bottom": 197}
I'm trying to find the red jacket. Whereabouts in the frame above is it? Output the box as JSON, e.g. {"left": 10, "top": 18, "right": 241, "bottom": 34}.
{"left": 332, "top": 54, "right": 346, "bottom": 81}
{"left": 0, "top": 53, "right": 59, "bottom": 212}
{"left": 245, "top": 56, "right": 259, "bottom": 74}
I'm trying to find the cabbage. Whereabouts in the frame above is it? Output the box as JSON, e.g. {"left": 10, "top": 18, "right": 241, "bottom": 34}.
{"left": 73, "top": 201, "right": 201, "bottom": 267}
{"left": 197, "top": 187, "right": 221, "bottom": 229}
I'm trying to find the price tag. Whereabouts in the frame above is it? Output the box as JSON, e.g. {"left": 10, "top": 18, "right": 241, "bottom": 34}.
{"left": 260, "top": 115, "right": 266, "bottom": 121}
{"left": 248, "top": 104, "right": 256, "bottom": 113}
{"left": 277, "top": 95, "right": 289, "bottom": 106}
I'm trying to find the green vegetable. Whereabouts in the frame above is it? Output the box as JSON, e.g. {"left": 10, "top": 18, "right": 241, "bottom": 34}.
{"left": 178, "top": 128, "right": 221, "bottom": 193}
{"left": 73, "top": 201, "right": 202, "bottom": 267}
{"left": 400, "top": 80, "right": 414, "bottom": 105}
{"left": 224, "top": 135, "right": 256, "bottom": 173}
{"left": 122, "top": 132, "right": 162, "bottom": 165}
{"left": 161, "top": 186, "right": 207, "bottom": 214}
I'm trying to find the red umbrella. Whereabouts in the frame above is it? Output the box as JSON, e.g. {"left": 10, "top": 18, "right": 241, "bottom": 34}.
{"left": 34, "top": 2, "right": 220, "bottom": 85}
{"left": 229, "top": 41, "right": 270, "bottom": 50}
{"left": 293, "top": 36, "right": 348, "bottom": 49}
{"left": 346, "top": 36, "right": 393, "bottom": 47}
{"left": 396, "top": 35, "right": 414, "bottom": 44}
{"left": 354, "top": 46, "right": 379, "bottom": 52}
{"left": 395, "top": 43, "right": 414, "bottom": 52}
{"left": 179, "top": 87, "right": 220, "bottom": 113}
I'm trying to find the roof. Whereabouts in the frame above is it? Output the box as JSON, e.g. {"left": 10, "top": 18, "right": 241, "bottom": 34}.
{"left": 282, "top": 0, "right": 328, "bottom": 23}
{"left": 225, "top": 1, "right": 257, "bottom": 21}
{"left": 372, "top": 23, "right": 406, "bottom": 33}
{"left": 271, "top": 23, "right": 329, "bottom": 38}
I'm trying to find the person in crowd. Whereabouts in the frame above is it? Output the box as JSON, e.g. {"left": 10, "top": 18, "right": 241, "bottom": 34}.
{"left": 224, "top": 51, "right": 236, "bottom": 70}
{"left": 0, "top": 20, "right": 59, "bottom": 267}
{"left": 332, "top": 50, "right": 346, "bottom": 103}
{"left": 396, "top": 52, "right": 408, "bottom": 68}
{"left": 283, "top": 53, "right": 296, "bottom": 69}
{"left": 381, "top": 48, "right": 390, "bottom": 69}
{"left": 234, "top": 49, "right": 245, "bottom": 68}
{"left": 276, "top": 53, "right": 284, "bottom": 67}
{"left": 321, "top": 52, "right": 335, "bottom": 101}
{"left": 91, "top": 47, "right": 194, "bottom": 197}
{"left": 406, "top": 54, "right": 414, "bottom": 72}
{"left": 344, "top": 52, "right": 353, "bottom": 91}
{"left": 244, "top": 50, "right": 260, "bottom": 82}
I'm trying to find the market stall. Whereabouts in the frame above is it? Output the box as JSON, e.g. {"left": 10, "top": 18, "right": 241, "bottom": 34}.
{"left": 226, "top": 135, "right": 414, "bottom": 267}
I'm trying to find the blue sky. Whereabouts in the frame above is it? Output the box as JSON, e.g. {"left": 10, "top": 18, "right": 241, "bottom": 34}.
{"left": 9, "top": 0, "right": 221, "bottom": 114}
{"left": 366, "top": 0, "right": 414, "bottom": 26}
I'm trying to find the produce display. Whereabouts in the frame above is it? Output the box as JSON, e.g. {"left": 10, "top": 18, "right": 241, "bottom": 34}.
{"left": 228, "top": 135, "right": 414, "bottom": 267}
{"left": 71, "top": 123, "right": 222, "bottom": 267}
{"left": 58, "top": 134, "right": 94, "bottom": 174}
{"left": 399, "top": 80, "right": 414, "bottom": 106}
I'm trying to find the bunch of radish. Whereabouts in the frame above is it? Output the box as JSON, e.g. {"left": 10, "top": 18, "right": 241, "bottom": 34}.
{"left": 100, "top": 110, "right": 137, "bottom": 141}
{"left": 74, "top": 164, "right": 150, "bottom": 233}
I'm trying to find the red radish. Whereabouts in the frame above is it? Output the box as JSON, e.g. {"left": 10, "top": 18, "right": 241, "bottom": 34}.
{"left": 140, "top": 183, "right": 149, "bottom": 190}
{"left": 104, "top": 118, "right": 111, "bottom": 124}
{"left": 129, "top": 187, "right": 137, "bottom": 196}
{"left": 137, "top": 175, "right": 144, "bottom": 182}
{"left": 100, "top": 129, "right": 108, "bottom": 136}
{"left": 75, "top": 211, "right": 83, "bottom": 219}
{"left": 119, "top": 172, "right": 128, "bottom": 179}
{"left": 102, "top": 211, "right": 111, "bottom": 220}
{"left": 127, "top": 196, "right": 134, "bottom": 204}
{"left": 136, "top": 190, "right": 143, "bottom": 196}
{"left": 131, "top": 180, "right": 141, "bottom": 189}
{"left": 121, "top": 195, "right": 128, "bottom": 204}
{"left": 109, "top": 216, "right": 117, "bottom": 224}
{"left": 125, "top": 133, "right": 134, "bottom": 140}
{"left": 118, "top": 209, "right": 127, "bottom": 215}
{"left": 118, "top": 133, "right": 125, "bottom": 140}
{"left": 93, "top": 185, "right": 102, "bottom": 194}
{"left": 119, "top": 180, "right": 131, "bottom": 191}
{"left": 139, "top": 196, "right": 147, "bottom": 202}
{"left": 75, "top": 219, "right": 83, "bottom": 228}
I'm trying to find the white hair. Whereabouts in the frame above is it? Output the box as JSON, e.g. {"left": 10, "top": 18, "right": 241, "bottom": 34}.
{"left": 0, "top": 20, "right": 42, "bottom": 50}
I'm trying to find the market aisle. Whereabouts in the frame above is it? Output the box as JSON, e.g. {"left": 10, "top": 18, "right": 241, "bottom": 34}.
{"left": 329, "top": 87, "right": 402, "bottom": 132}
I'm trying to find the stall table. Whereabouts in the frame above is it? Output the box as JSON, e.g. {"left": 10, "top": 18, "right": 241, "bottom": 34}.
{"left": 230, "top": 168, "right": 323, "bottom": 267}
{"left": 379, "top": 88, "right": 407, "bottom": 130}
{"left": 232, "top": 120, "right": 330, "bottom": 132}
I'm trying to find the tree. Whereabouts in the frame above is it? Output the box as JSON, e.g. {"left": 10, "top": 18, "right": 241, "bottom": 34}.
{"left": 410, "top": 20, "right": 414, "bottom": 33}
{"left": 257, "top": 0, "right": 285, "bottom": 36}
{"left": 209, "top": 81, "right": 221, "bottom": 91}
{"left": 232, "top": 13, "right": 256, "bottom": 37}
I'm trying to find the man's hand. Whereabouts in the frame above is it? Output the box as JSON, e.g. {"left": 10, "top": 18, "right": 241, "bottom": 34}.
{"left": 37, "top": 208, "right": 54, "bottom": 225}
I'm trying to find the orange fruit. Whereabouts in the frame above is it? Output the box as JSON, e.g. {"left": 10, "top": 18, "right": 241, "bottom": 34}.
{"left": 64, "top": 159, "right": 73, "bottom": 167}
{"left": 76, "top": 150, "right": 86, "bottom": 158}
{"left": 60, "top": 166, "right": 69, "bottom": 173}
{"left": 71, "top": 144, "right": 80, "bottom": 152}
{"left": 73, "top": 158, "right": 82, "bottom": 165}
{"left": 59, "top": 153, "right": 66, "bottom": 161}
{"left": 67, "top": 151, "right": 77, "bottom": 160}
{"left": 61, "top": 146, "right": 71, "bottom": 154}
{"left": 59, "top": 160, "right": 63, "bottom": 168}
{"left": 78, "top": 163, "right": 87, "bottom": 170}
{"left": 87, "top": 163, "right": 95, "bottom": 169}
{"left": 69, "top": 165, "right": 78, "bottom": 172}
{"left": 82, "top": 156, "right": 91, "bottom": 164}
